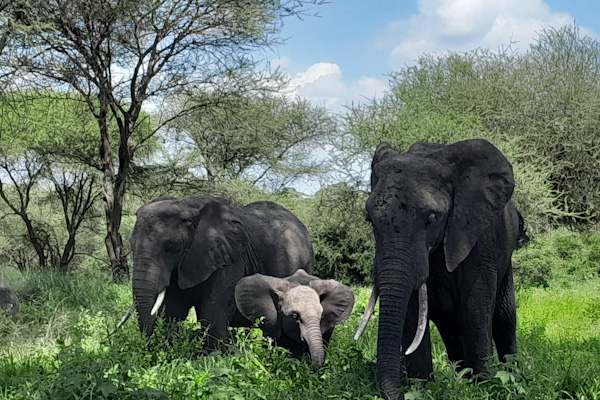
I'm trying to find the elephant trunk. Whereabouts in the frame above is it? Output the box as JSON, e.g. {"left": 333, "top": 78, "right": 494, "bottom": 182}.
{"left": 302, "top": 317, "right": 326, "bottom": 370}
{"left": 376, "top": 260, "right": 419, "bottom": 400}
{"left": 132, "top": 256, "right": 168, "bottom": 336}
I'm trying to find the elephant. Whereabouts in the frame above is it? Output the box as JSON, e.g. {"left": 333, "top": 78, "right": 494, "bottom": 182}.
{"left": 355, "top": 139, "right": 522, "bottom": 399}
{"left": 130, "top": 196, "right": 315, "bottom": 348}
{"left": 234, "top": 269, "right": 355, "bottom": 369}
{"left": 0, "top": 277, "right": 19, "bottom": 316}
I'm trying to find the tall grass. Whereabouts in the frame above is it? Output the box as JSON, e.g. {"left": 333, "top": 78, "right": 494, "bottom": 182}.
{"left": 0, "top": 232, "right": 599, "bottom": 399}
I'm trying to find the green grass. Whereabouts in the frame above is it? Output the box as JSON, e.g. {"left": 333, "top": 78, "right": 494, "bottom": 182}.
{"left": 1, "top": 232, "right": 599, "bottom": 399}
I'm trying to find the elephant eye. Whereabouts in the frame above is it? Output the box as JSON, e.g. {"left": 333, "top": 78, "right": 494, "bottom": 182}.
{"left": 291, "top": 312, "right": 300, "bottom": 321}
{"left": 164, "top": 240, "right": 181, "bottom": 253}
{"left": 425, "top": 213, "right": 436, "bottom": 225}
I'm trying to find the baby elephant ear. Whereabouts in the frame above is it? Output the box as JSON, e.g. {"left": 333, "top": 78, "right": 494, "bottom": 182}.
{"left": 308, "top": 279, "right": 355, "bottom": 334}
{"left": 285, "top": 269, "right": 320, "bottom": 286}
{"left": 235, "top": 274, "right": 291, "bottom": 338}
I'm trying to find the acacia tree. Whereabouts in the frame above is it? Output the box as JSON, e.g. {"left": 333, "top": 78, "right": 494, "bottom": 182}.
{"left": 0, "top": 92, "right": 102, "bottom": 271}
{"left": 1, "top": 0, "right": 323, "bottom": 282}
{"left": 169, "top": 93, "right": 337, "bottom": 192}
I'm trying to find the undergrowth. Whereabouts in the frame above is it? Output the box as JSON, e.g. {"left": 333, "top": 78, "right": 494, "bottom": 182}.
{"left": 0, "top": 231, "right": 599, "bottom": 399}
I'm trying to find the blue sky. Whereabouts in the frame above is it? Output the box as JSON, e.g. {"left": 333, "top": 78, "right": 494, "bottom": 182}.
{"left": 268, "top": 0, "right": 599, "bottom": 112}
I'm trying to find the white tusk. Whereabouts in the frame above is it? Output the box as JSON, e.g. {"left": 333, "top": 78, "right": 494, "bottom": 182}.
{"left": 150, "top": 289, "right": 166, "bottom": 316}
{"left": 109, "top": 305, "right": 134, "bottom": 336}
{"left": 354, "top": 285, "right": 379, "bottom": 341}
{"left": 405, "top": 282, "right": 428, "bottom": 356}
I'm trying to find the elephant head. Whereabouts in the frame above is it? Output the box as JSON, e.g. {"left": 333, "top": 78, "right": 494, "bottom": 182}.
{"left": 131, "top": 196, "right": 246, "bottom": 335}
{"left": 0, "top": 277, "right": 19, "bottom": 316}
{"left": 234, "top": 269, "right": 355, "bottom": 369}
{"left": 361, "top": 139, "right": 514, "bottom": 398}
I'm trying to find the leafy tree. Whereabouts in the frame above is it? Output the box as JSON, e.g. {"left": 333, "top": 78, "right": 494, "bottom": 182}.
{"left": 168, "top": 93, "right": 338, "bottom": 192}
{"left": 0, "top": 92, "right": 102, "bottom": 271}
{"left": 1, "top": 0, "right": 325, "bottom": 282}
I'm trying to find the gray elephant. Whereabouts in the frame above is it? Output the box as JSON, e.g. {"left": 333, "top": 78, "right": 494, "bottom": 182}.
{"left": 130, "top": 196, "right": 315, "bottom": 347}
{"left": 355, "top": 139, "right": 521, "bottom": 399}
{"left": 0, "top": 277, "right": 19, "bottom": 316}
{"left": 235, "top": 269, "right": 355, "bottom": 369}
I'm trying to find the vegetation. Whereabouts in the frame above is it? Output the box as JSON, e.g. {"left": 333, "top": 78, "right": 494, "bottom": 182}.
{"left": 1, "top": 231, "right": 599, "bottom": 399}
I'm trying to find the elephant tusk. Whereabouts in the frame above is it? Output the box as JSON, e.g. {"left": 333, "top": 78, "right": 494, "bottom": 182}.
{"left": 108, "top": 305, "right": 134, "bottom": 336}
{"left": 405, "top": 282, "right": 428, "bottom": 356}
{"left": 354, "top": 285, "right": 378, "bottom": 340}
{"left": 150, "top": 289, "right": 166, "bottom": 316}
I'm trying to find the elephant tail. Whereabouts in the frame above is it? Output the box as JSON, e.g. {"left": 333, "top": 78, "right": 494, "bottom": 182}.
{"left": 516, "top": 209, "right": 530, "bottom": 249}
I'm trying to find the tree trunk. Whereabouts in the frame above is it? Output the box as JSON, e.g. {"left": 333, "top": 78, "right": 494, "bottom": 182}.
{"left": 22, "top": 215, "right": 47, "bottom": 268}
{"left": 98, "top": 95, "right": 130, "bottom": 283}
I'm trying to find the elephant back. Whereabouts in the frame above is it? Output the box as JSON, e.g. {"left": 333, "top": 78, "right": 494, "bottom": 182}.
{"left": 243, "top": 201, "right": 315, "bottom": 276}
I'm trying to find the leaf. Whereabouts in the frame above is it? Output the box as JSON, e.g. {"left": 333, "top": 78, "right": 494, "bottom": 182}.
{"left": 495, "top": 370, "right": 514, "bottom": 385}
{"left": 97, "top": 381, "right": 118, "bottom": 397}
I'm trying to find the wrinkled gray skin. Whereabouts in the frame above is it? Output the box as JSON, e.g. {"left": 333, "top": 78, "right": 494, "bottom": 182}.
{"left": 0, "top": 277, "right": 19, "bottom": 316}
{"left": 235, "top": 269, "right": 355, "bottom": 369}
{"left": 362, "top": 139, "right": 521, "bottom": 400}
{"left": 131, "top": 196, "right": 315, "bottom": 347}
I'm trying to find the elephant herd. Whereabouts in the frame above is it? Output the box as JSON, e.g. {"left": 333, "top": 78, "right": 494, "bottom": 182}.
{"left": 1, "top": 139, "right": 526, "bottom": 400}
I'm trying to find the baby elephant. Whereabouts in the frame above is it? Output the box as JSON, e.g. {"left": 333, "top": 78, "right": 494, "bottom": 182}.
{"left": 0, "top": 277, "right": 19, "bottom": 316}
{"left": 235, "top": 269, "right": 354, "bottom": 369}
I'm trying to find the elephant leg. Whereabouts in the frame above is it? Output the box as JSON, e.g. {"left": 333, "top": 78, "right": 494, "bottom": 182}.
{"left": 194, "top": 268, "right": 240, "bottom": 350}
{"left": 459, "top": 272, "right": 496, "bottom": 377}
{"left": 403, "top": 289, "right": 433, "bottom": 380}
{"left": 433, "top": 312, "right": 464, "bottom": 369}
{"left": 492, "top": 267, "right": 517, "bottom": 363}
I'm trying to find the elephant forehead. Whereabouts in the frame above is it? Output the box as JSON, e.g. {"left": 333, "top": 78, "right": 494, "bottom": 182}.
{"left": 280, "top": 286, "right": 322, "bottom": 314}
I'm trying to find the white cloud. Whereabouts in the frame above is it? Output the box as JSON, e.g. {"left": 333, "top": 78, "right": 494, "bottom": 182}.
{"left": 385, "top": 0, "right": 591, "bottom": 67}
{"left": 287, "top": 62, "right": 387, "bottom": 112}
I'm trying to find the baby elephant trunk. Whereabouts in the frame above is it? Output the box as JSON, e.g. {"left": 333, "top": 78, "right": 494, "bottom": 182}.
{"left": 302, "top": 317, "right": 326, "bottom": 370}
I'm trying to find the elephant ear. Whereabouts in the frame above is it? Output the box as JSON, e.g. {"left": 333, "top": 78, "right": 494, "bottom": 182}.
{"left": 308, "top": 279, "right": 355, "bottom": 333}
{"left": 235, "top": 274, "right": 292, "bottom": 338}
{"left": 371, "top": 142, "right": 399, "bottom": 189}
{"left": 444, "top": 139, "right": 515, "bottom": 272}
{"left": 178, "top": 201, "right": 248, "bottom": 289}
{"left": 285, "top": 269, "right": 319, "bottom": 286}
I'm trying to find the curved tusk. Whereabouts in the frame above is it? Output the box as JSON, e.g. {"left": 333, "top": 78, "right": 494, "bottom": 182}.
{"left": 405, "top": 282, "right": 428, "bottom": 355}
{"left": 109, "top": 305, "right": 134, "bottom": 336}
{"left": 150, "top": 289, "right": 166, "bottom": 316}
{"left": 354, "top": 285, "right": 379, "bottom": 341}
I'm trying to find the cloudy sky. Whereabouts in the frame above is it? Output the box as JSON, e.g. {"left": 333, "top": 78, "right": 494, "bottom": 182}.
{"left": 270, "top": 0, "right": 598, "bottom": 112}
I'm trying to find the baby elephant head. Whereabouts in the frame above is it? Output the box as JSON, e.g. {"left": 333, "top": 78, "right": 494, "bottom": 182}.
{"left": 235, "top": 269, "right": 355, "bottom": 369}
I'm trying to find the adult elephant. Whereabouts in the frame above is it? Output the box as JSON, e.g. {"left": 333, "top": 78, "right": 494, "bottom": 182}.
{"left": 0, "top": 277, "right": 19, "bottom": 316}
{"left": 235, "top": 269, "right": 354, "bottom": 369}
{"left": 355, "top": 139, "right": 521, "bottom": 400}
{"left": 130, "top": 196, "right": 314, "bottom": 346}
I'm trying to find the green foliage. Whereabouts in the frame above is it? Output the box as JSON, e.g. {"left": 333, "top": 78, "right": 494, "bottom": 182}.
{"left": 1, "top": 259, "right": 599, "bottom": 399}
{"left": 0, "top": 90, "right": 156, "bottom": 164}
{"left": 513, "top": 228, "right": 600, "bottom": 288}
{"left": 309, "top": 183, "right": 374, "bottom": 284}
{"left": 347, "top": 23, "right": 600, "bottom": 227}
{"left": 168, "top": 93, "right": 337, "bottom": 192}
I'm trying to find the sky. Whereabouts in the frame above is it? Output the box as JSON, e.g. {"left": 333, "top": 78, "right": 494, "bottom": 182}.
{"left": 268, "top": 0, "right": 600, "bottom": 113}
